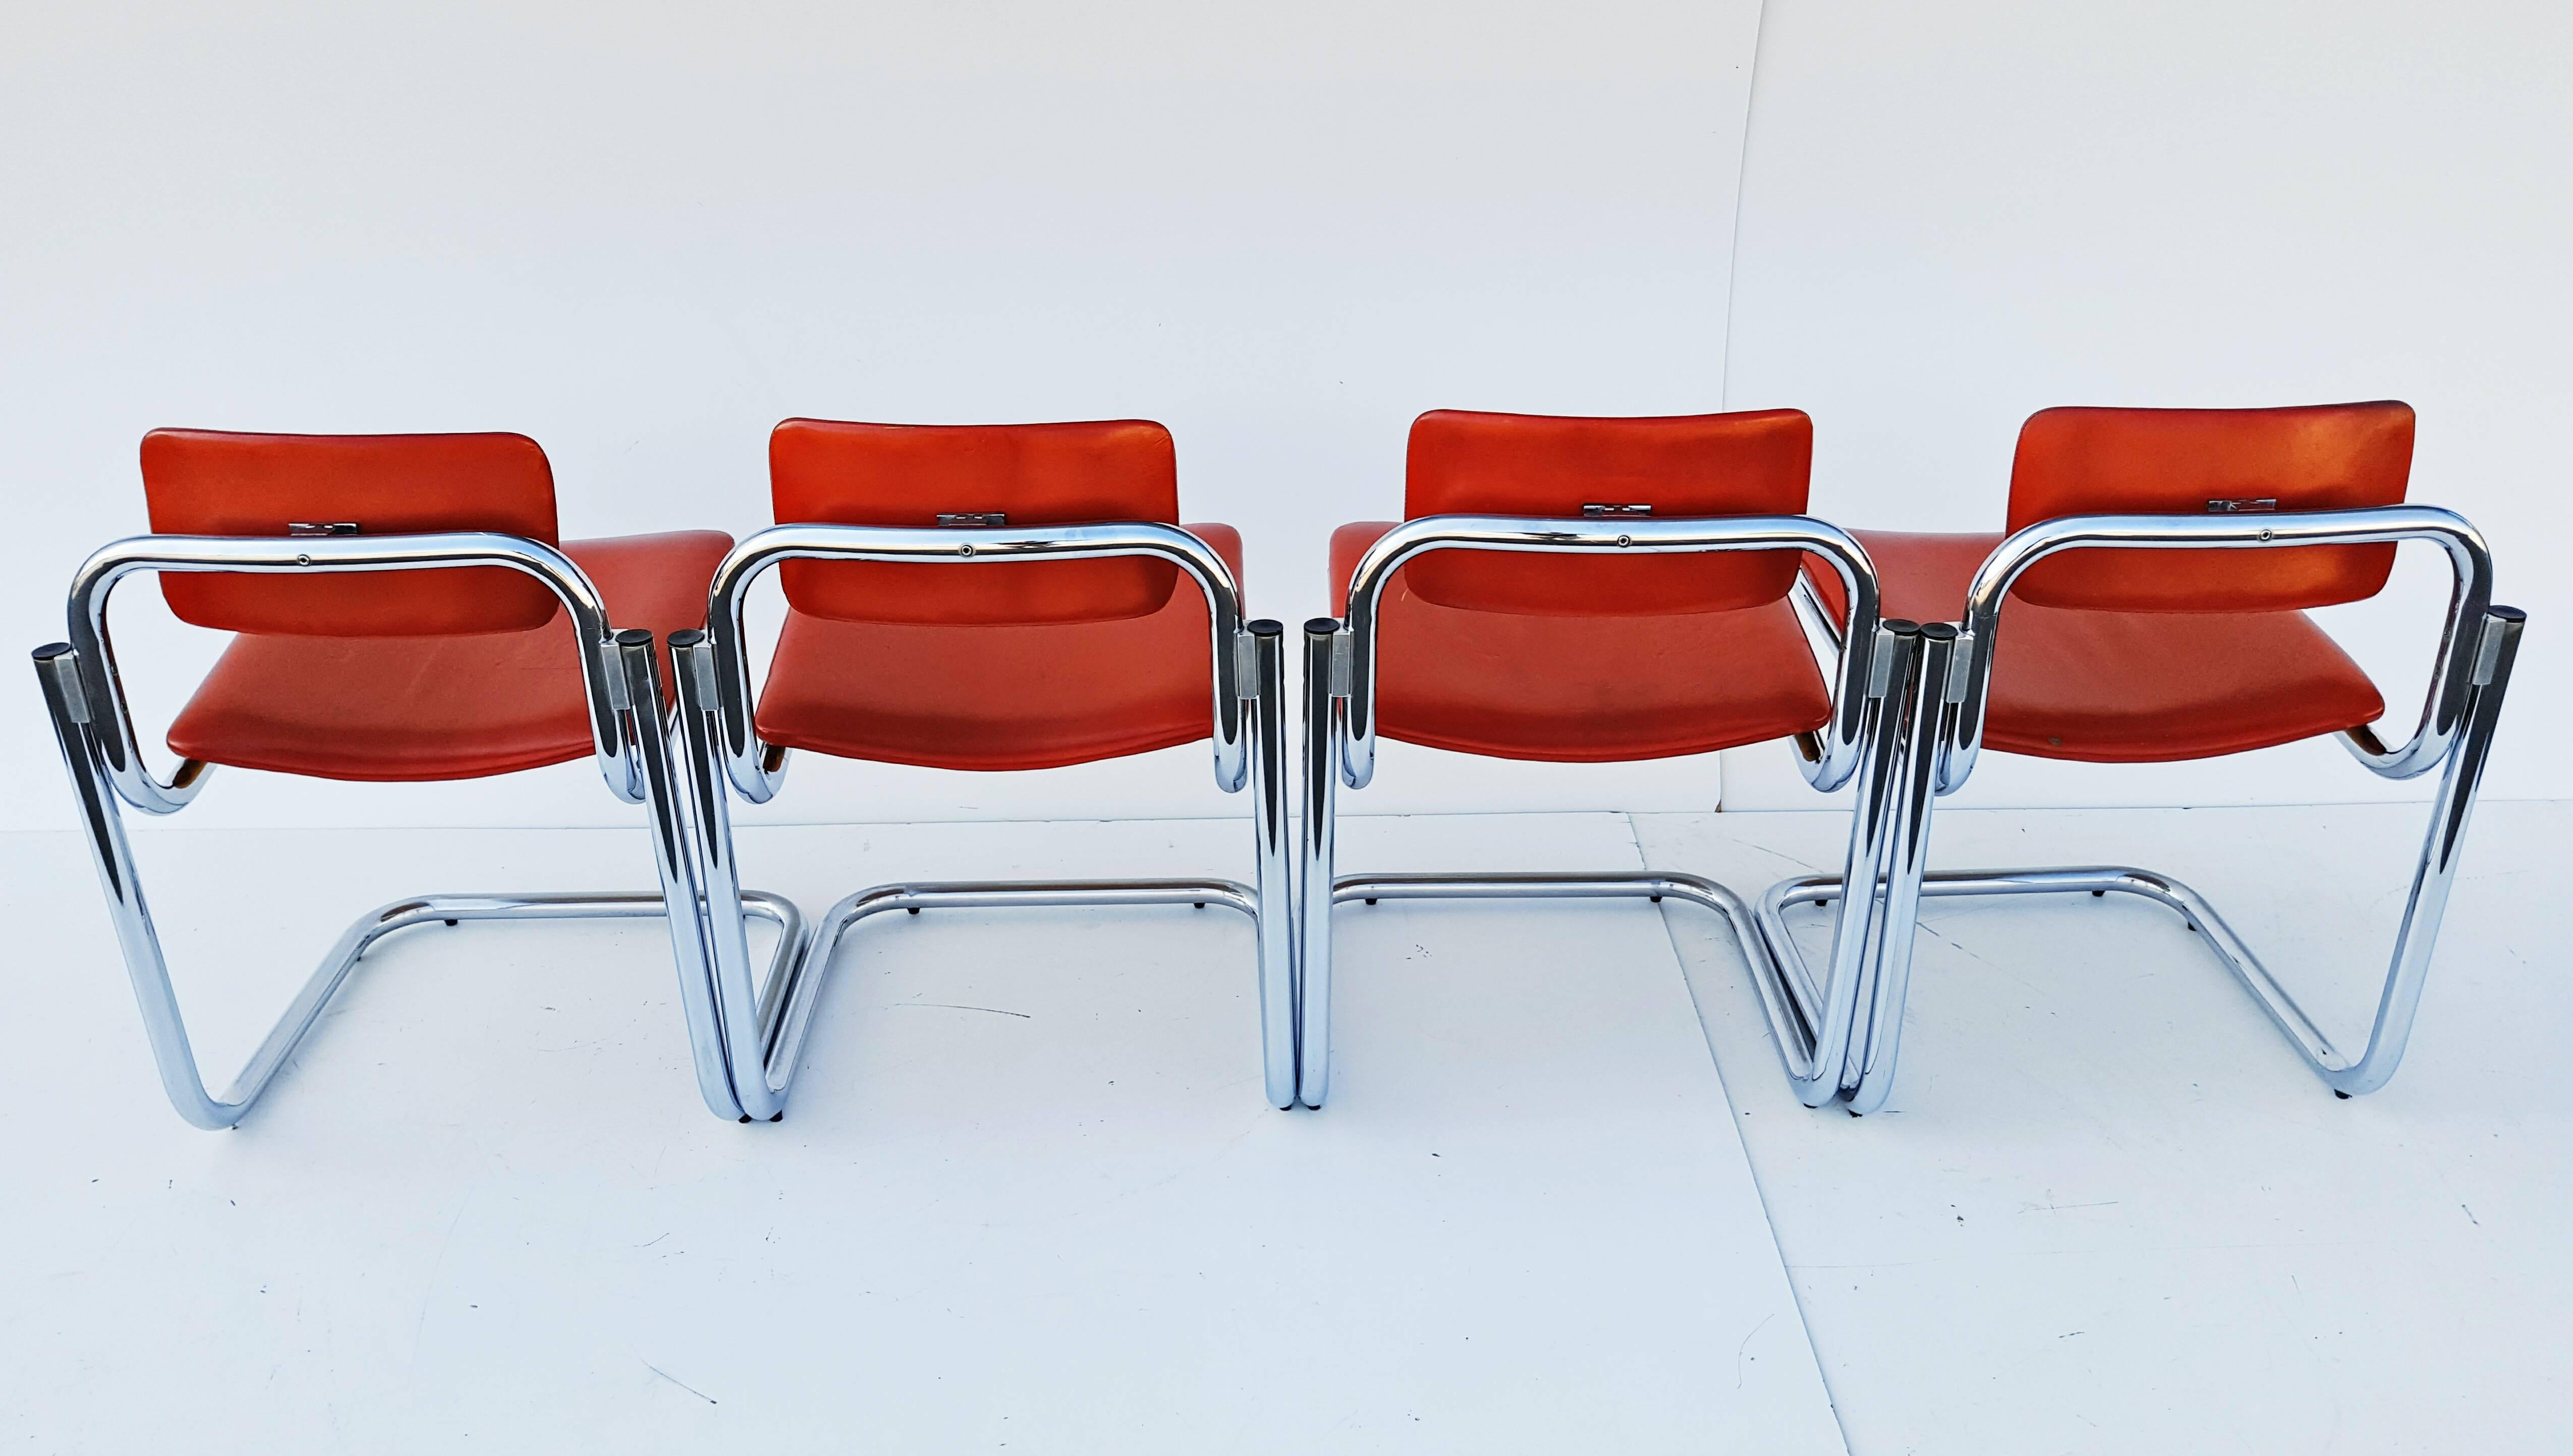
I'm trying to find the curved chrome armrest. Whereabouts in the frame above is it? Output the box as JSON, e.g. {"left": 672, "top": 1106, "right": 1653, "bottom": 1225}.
{"left": 64, "top": 531, "right": 636, "bottom": 814}
{"left": 699, "top": 521, "right": 1252, "bottom": 803}
{"left": 1943, "top": 505, "right": 2494, "bottom": 793}
{"left": 1335, "top": 513, "right": 1883, "bottom": 792}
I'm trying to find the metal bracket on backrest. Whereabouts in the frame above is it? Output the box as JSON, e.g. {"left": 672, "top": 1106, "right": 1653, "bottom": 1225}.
{"left": 1234, "top": 630, "right": 1261, "bottom": 698}
{"left": 1328, "top": 630, "right": 1353, "bottom": 698}
{"left": 2203, "top": 498, "right": 2277, "bottom": 514}
{"left": 935, "top": 512, "right": 1008, "bottom": 528}
{"left": 1943, "top": 630, "right": 1976, "bottom": 702}
{"left": 287, "top": 522, "right": 362, "bottom": 536}
{"left": 1867, "top": 624, "right": 1907, "bottom": 697}
{"left": 1581, "top": 503, "right": 1653, "bottom": 518}
{"left": 2472, "top": 610, "right": 2512, "bottom": 686}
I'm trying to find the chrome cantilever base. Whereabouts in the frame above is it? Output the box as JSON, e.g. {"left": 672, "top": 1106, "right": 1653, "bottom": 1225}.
{"left": 1301, "top": 518, "right": 1909, "bottom": 1113}
{"left": 35, "top": 631, "right": 805, "bottom": 1131}
{"left": 1766, "top": 605, "right": 2525, "bottom": 1113}
{"left": 1328, "top": 871, "right": 1858, "bottom": 1100}
{"left": 666, "top": 556, "right": 1298, "bottom": 1119}
{"left": 1775, "top": 864, "right": 2415, "bottom": 1082}
{"left": 735, "top": 879, "right": 1264, "bottom": 1117}
{"left": 128, "top": 891, "right": 795, "bottom": 1132}
{"left": 1762, "top": 861, "right": 2452, "bottom": 1107}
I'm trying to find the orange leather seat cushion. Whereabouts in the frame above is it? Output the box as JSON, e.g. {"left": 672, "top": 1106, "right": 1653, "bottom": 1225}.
{"left": 1334, "top": 522, "right": 1832, "bottom": 763}
{"left": 754, "top": 525, "right": 1244, "bottom": 772}
{"left": 166, "top": 531, "right": 733, "bottom": 781}
{"left": 1812, "top": 531, "right": 2386, "bottom": 763}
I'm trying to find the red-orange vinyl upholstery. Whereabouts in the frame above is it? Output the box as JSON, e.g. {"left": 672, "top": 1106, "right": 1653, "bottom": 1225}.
{"left": 1400, "top": 408, "right": 1816, "bottom": 616}
{"left": 753, "top": 525, "right": 1244, "bottom": 771}
{"left": 166, "top": 531, "right": 734, "bottom": 782}
{"left": 1333, "top": 522, "right": 1832, "bottom": 763}
{"left": 770, "top": 418, "right": 1185, "bottom": 626}
{"left": 1805, "top": 531, "right": 2385, "bottom": 763}
{"left": 143, "top": 428, "right": 568, "bottom": 637}
{"left": 2005, "top": 402, "right": 2414, "bottom": 612}
{"left": 1798, "top": 403, "right": 2406, "bottom": 764}
{"left": 1325, "top": 407, "right": 1838, "bottom": 765}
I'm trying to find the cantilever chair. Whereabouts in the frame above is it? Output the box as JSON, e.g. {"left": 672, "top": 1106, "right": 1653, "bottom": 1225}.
{"left": 1788, "top": 402, "right": 2525, "bottom": 1113}
{"left": 660, "top": 418, "right": 1295, "bottom": 1121}
{"left": 1299, "top": 408, "right": 1925, "bottom": 1111}
{"left": 32, "top": 429, "right": 798, "bottom": 1129}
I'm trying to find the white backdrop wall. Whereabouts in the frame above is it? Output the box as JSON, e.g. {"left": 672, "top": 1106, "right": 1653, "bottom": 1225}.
{"left": 1717, "top": 0, "right": 2573, "bottom": 810}
{"left": 0, "top": 0, "right": 1762, "bottom": 832}
{"left": 4, "top": 1, "right": 2563, "bottom": 834}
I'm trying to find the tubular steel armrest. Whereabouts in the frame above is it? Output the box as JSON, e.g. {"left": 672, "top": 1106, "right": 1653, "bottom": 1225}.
{"left": 64, "top": 531, "right": 639, "bottom": 813}
{"left": 1943, "top": 505, "right": 2495, "bottom": 794}
{"left": 698, "top": 521, "right": 1253, "bottom": 803}
{"left": 1334, "top": 513, "right": 1884, "bottom": 792}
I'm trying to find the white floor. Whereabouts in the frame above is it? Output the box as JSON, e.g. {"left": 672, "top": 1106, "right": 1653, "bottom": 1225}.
{"left": 0, "top": 811, "right": 1837, "bottom": 1453}
{"left": 4, "top": 802, "right": 2566, "bottom": 1453}
{"left": 1644, "top": 799, "right": 2573, "bottom": 1456}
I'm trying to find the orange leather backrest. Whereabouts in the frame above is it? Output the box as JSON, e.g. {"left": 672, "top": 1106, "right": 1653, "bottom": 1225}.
{"left": 1399, "top": 409, "right": 1814, "bottom": 615}
{"left": 770, "top": 418, "right": 1184, "bottom": 625}
{"left": 141, "top": 429, "right": 563, "bottom": 636}
{"left": 2005, "top": 403, "right": 2414, "bottom": 612}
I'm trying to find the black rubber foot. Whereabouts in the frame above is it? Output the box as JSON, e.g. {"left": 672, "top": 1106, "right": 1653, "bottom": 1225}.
{"left": 444, "top": 919, "right": 459, "bottom": 926}
{"left": 1847, "top": 1109, "right": 1863, "bottom": 1118}
{"left": 2090, "top": 890, "right": 2104, "bottom": 898}
{"left": 2334, "top": 1090, "right": 2352, "bottom": 1100}
{"left": 1650, "top": 895, "right": 1662, "bottom": 903}
{"left": 1365, "top": 898, "right": 1377, "bottom": 906}
{"left": 1193, "top": 902, "right": 1205, "bottom": 909}
{"left": 907, "top": 907, "right": 920, "bottom": 915}
{"left": 769, "top": 1111, "right": 784, "bottom": 1122}
{"left": 738, "top": 1114, "right": 753, "bottom": 1124}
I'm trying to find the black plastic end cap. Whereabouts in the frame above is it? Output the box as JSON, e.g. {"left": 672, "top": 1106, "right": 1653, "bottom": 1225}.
{"left": 1246, "top": 618, "right": 1283, "bottom": 637}
{"left": 1881, "top": 618, "right": 1920, "bottom": 636}
{"left": 1918, "top": 622, "right": 1961, "bottom": 642}
{"left": 613, "top": 627, "right": 655, "bottom": 648}
{"left": 1304, "top": 617, "right": 1341, "bottom": 635}
{"left": 31, "top": 642, "right": 72, "bottom": 663}
{"left": 666, "top": 628, "right": 706, "bottom": 649}
{"left": 2489, "top": 604, "right": 2527, "bottom": 623}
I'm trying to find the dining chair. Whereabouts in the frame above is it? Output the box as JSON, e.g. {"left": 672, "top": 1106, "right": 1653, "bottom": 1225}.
{"left": 1790, "top": 402, "right": 2524, "bottom": 1112}
{"left": 660, "top": 418, "right": 1295, "bottom": 1119}
{"left": 1298, "top": 409, "right": 1920, "bottom": 1110}
{"left": 33, "top": 429, "right": 795, "bottom": 1127}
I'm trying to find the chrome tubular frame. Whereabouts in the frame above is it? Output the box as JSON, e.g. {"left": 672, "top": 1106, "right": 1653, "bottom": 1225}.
{"left": 1797, "top": 506, "right": 2525, "bottom": 1109}
{"left": 1945, "top": 506, "right": 2494, "bottom": 793}
{"left": 694, "top": 521, "right": 1252, "bottom": 803}
{"left": 1300, "top": 514, "right": 1913, "bottom": 1110}
{"left": 34, "top": 533, "right": 793, "bottom": 1129}
{"left": 669, "top": 523, "right": 1298, "bottom": 1117}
